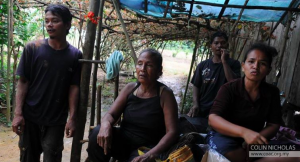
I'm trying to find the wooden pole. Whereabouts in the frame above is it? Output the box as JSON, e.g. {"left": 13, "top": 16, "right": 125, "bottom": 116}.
{"left": 273, "top": 11, "right": 293, "bottom": 86}
{"left": 114, "top": 74, "right": 119, "bottom": 100}
{"left": 96, "top": 85, "right": 102, "bottom": 125}
{"left": 144, "top": 0, "right": 148, "bottom": 13}
{"left": 90, "top": 0, "right": 105, "bottom": 127}
{"left": 181, "top": 25, "right": 201, "bottom": 114}
{"left": 112, "top": 0, "right": 137, "bottom": 65}
{"left": 71, "top": 0, "right": 101, "bottom": 161}
{"left": 188, "top": 0, "right": 195, "bottom": 20}
{"left": 163, "top": 0, "right": 171, "bottom": 18}
{"left": 6, "top": 0, "right": 13, "bottom": 123}
{"left": 218, "top": 0, "right": 230, "bottom": 19}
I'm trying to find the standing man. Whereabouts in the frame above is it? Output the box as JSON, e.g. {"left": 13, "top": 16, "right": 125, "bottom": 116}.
{"left": 12, "top": 4, "right": 82, "bottom": 162}
{"left": 187, "top": 32, "right": 241, "bottom": 118}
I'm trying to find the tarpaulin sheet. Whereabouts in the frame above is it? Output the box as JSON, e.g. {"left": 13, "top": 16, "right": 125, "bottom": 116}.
{"left": 119, "top": 0, "right": 300, "bottom": 22}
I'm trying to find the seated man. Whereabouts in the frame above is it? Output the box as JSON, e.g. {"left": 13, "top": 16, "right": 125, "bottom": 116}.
{"left": 188, "top": 31, "right": 241, "bottom": 119}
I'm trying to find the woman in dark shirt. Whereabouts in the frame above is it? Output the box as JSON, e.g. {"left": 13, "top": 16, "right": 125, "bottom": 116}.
{"left": 87, "top": 49, "right": 178, "bottom": 162}
{"left": 208, "top": 43, "right": 300, "bottom": 162}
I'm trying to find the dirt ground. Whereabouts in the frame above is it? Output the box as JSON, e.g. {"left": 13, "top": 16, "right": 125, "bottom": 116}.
{"left": 0, "top": 50, "right": 191, "bottom": 162}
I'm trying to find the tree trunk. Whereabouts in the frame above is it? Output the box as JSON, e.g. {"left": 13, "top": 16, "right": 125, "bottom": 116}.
{"left": 6, "top": 0, "right": 13, "bottom": 124}
{"left": 70, "top": 0, "right": 101, "bottom": 161}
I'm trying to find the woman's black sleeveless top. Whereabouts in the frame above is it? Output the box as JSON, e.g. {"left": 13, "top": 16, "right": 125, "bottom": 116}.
{"left": 120, "top": 81, "right": 166, "bottom": 147}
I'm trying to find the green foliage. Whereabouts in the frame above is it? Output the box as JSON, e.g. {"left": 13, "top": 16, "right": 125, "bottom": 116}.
{"left": 182, "top": 87, "right": 193, "bottom": 114}
{"left": 0, "top": 111, "right": 9, "bottom": 126}
{"left": 124, "top": 78, "right": 137, "bottom": 84}
{"left": 172, "top": 51, "right": 178, "bottom": 58}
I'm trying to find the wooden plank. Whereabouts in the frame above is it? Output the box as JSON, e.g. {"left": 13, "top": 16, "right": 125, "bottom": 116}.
{"left": 288, "top": 41, "right": 300, "bottom": 106}
{"left": 273, "top": 12, "right": 293, "bottom": 85}
{"left": 278, "top": 18, "right": 300, "bottom": 98}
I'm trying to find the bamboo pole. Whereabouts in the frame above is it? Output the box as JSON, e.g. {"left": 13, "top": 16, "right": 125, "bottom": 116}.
{"left": 90, "top": 0, "right": 105, "bottom": 127}
{"left": 112, "top": 0, "right": 137, "bottom": 65}
{"left": 181, "top": 25, "right": 201, "bottom": 114}
{"left": 273, "top": 11, "right": 293, "bottom": 86}
{"left": 6, "top": 0, "right": 13, "bottom": 123}
{"left": 71, "top": 0, "right": 101, "bottom": 161}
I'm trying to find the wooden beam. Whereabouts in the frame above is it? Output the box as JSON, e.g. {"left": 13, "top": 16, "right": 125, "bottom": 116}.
{"left": 167, "top": 0, "right": 300, "bottom": 12}
{"left": 144, "top": 0, "right": 148, "bottom": 13}
{"left": 79, "top": 59, "right": 105, "bottom": 64}
{"left": 112, "top": 0, "right": 138, "bottom": 65}
{"left": 218, "top": 0, "right": 230, "bottom": 19}
{"left": 188, "top": 0, "right": 195, "bottom": 20}
{"left": 163, "top": 0, "right": 171, "bottom": 18}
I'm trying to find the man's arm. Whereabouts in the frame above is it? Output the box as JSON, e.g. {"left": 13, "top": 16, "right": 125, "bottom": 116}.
{"left": 221, "top": 49, "right": 240, "bottom": 81}
{"left": 12, "top": 76, "right": 29, "bottom": 135}
{"left": 65, "top": 85, "right": 79, "bottom": 138}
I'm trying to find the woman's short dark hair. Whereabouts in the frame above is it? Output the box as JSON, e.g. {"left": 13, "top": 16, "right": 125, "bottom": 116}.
{"left": 139, "top": 48, "right": 163, "bottom": 77}
{"left": 210, "top": 31, "right": 228, "bottom": 44}
{"left": 243, "top": 43, "right": 278, "bottom": 67}
{"left": 45, "top": 4, "right": 72, "bottom": 34}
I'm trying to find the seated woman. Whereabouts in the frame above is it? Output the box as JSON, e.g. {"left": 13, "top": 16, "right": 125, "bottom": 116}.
{"left": 87, "top": 49, "right": 178, "bottom": 162}
{"left": 207, "top": 43, "right": 300, "bottom": 162}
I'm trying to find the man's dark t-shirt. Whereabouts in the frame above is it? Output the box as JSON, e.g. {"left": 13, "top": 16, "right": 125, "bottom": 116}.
{"left": 191, "top": 58, "right": 241, "bottom": 114}
{"left": 16, "top": 39, "right": 82, "bottom": 126}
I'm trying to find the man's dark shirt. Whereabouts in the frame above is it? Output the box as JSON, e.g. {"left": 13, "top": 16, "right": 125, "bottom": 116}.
{"left": 16, "top": 39, "right": 82, "bottom": 126}
{"left": 210, "top": 78, "right": 282, "bottom": 132}
{"left": 191, "top": 58, "right": 241, "bottom": 112}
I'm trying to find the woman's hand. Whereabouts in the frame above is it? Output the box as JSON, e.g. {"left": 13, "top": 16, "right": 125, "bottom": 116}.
{"left": 97, "top": 122, "right": 113, "bottom": 155}
{"left": 242, "top": 129, "right": 268, "bottom": 145}
{"left": 131, "top": 153, "right": 156, "bottom": 162}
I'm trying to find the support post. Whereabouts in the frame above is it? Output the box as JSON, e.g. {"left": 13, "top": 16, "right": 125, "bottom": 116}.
{"left": 71, "top": 0, "right": 101, "bottom": 161}
{"left": 112, "top": 0, "right": 138, "bottom": 65}
{"left": 90, "top": 0, "right": 105, "bottom": 127}
{"left": 96, "top": 85, "right": 102, "bottom": 125}
{"left": 6, "top": 0, "right": 13, "bottom": 123}
{"left": 114, "top": 74, "right": 119, "bottom": 100}
{"left": 181, "top": 25, "right": 201, "bottom": 114}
